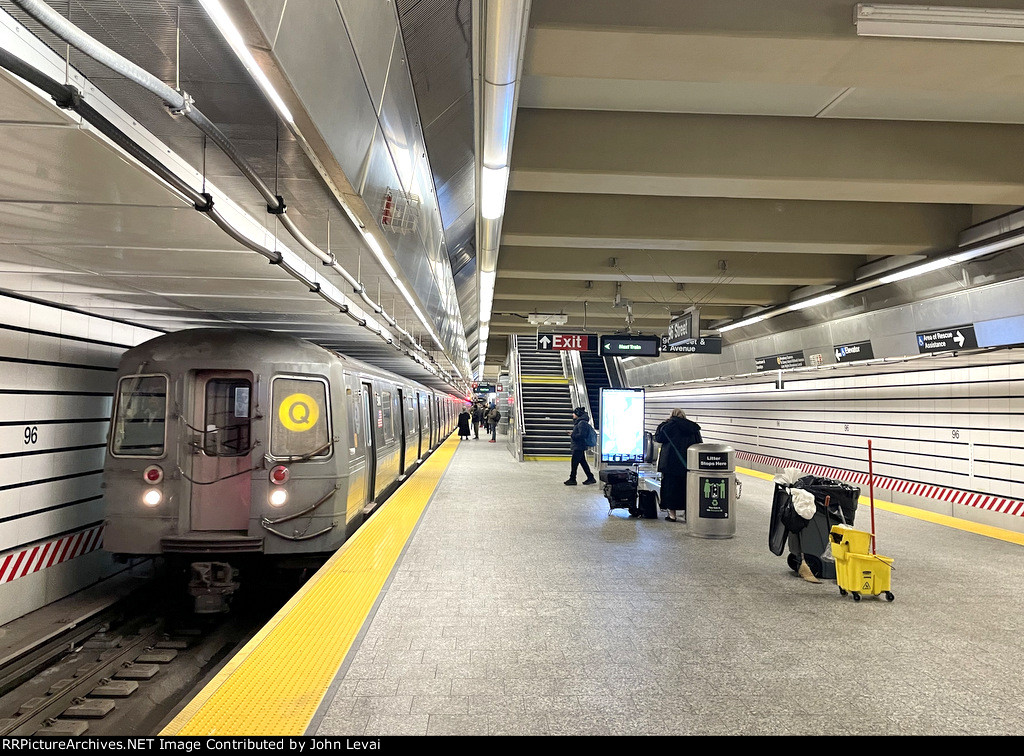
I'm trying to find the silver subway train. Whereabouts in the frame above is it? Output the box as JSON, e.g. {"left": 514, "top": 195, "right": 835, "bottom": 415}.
{"left": 102, "top": 328, "right": 460, "bottom": 610}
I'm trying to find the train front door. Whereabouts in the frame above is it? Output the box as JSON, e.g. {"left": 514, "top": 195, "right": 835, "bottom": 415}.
{"left": 189, "top": 371, "right": 253, "bottom": 531}
{"left": 361, "top": 382, "right": 377, "bottom": 502}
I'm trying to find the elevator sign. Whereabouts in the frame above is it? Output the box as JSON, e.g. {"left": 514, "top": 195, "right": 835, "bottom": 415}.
{"left": 537, "top": 333, "right": 597, "bottom": 352}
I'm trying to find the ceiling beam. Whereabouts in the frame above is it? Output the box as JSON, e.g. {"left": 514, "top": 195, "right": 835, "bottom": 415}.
{"left": 510, "top": 109, "right": 1024, "bottom": 205}
{"left": 493, "top": 278, "right": 792, "bottom": 307}
{"left": 497, "top": 246, "right": 863, "bottom": 286}
{"left": 501, "top": 193, "right": 969, "bottom": 256}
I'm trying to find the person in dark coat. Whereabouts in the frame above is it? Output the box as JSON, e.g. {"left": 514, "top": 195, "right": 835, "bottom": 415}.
{"left": 653, "top": 409, "right": 703, "bottom": 521}
{"left": 457, "top": 407, "right": 471, "bottom": 440}
{"left": 471, "top": 404, "right": 482, "bottom": 439}
{"left": 564, "top": 407, "right": 597, "bottom": 486}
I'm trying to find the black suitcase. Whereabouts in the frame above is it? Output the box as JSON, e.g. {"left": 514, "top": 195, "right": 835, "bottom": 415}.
{"left": 604, "top": 481, "right": 637, "bottom": 509}
{"left": 636, "top": 490, "right": 658, "bottom": 519}
{"left": 601, "top": 468, "right": 637, "bottom": 511}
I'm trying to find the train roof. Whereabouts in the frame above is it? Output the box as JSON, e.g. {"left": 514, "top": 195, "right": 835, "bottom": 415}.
{"left": 120, "top": 328, "right": 456, "bottom": 398}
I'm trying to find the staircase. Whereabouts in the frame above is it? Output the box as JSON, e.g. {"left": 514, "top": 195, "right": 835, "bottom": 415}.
{"left": 580, "top": 350, "right": 611, "bottom": 428}
{"left": 516, "top": 335, "right": 574, "bottom": 459}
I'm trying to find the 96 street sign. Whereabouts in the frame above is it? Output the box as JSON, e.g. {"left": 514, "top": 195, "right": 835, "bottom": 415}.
{"left": 660, "top": 335, "right": 722, "bottom": 354}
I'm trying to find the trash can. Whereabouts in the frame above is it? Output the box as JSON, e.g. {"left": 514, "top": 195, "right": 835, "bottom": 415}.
{"left": 785, "top": 476, "right": 860, "bottom": 579}
{"left": 685, "top": 443, "right": 736, "bottom": 539}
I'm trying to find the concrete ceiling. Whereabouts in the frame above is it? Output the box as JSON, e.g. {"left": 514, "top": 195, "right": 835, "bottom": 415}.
{"left": 485, "top": 0, "right": 1024, "bottom": 364}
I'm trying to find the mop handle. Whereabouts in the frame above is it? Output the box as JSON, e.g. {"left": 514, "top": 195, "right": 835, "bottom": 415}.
{"left": 868, "top": 439, "right": 876, "bottom": 555}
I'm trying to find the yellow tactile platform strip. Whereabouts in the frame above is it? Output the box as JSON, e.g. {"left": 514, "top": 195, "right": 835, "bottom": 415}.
{"left": 161, "top": 434, "right": 461, "bottom": 736}
{"left": 739, "top": 466, "right": 1024, "bottom": 546}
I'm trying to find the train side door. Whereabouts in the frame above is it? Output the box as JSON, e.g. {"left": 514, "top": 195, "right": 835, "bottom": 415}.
{"left": 397, "top": 388, "right": 407, "bottom": 475}
{"left": 361, "top": 382, "right": 377, "bottom": 502}
{"left": 190, "top": 371, "right": 253, "bottom": 531}
{"left": 416, "top": 393, "right": 424, "bottom": 458}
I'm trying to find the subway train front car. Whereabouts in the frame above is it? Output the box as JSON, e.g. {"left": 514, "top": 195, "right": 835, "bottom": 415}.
{"left": 102, "top": 328, "right": 454, "bottom": 612}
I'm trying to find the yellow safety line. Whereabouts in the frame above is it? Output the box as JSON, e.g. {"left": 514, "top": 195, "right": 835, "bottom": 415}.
{"left": 161, "top": 435, "right": 461, "bottom": 736}
{"left": 737, "top": 466, "right": 1024, "bottom": 546}
{"left": 521, "top": 376, "right": 569, "bottom": 384}
{"left": 523, "top": 455, "right": 571, "bottom": 462}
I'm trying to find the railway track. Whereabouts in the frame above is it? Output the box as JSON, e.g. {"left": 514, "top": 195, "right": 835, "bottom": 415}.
{"left": 0, "top": 570, "right": 304, "bottom": 736}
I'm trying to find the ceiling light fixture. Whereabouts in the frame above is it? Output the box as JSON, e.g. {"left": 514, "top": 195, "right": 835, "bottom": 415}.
{"left": 855, "top": 4, "right": 1024, "bottom": 43}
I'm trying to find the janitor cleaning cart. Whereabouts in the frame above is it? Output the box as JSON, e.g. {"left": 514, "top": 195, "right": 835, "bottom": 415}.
{"left": 769, "top": 472, "right": 860, "bottom": 580}
{"left": 829, "top": 524, "right": 895, "bottom": 601}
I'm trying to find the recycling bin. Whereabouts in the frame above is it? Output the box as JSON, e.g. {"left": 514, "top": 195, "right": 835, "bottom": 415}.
{"left": 685, "top": 443, "right": 736, "bottom": 539}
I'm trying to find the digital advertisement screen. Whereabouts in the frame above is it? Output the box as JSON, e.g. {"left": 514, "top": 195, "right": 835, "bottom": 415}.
{"left": 600, "top": 388, "right": 645, "bottom": 464}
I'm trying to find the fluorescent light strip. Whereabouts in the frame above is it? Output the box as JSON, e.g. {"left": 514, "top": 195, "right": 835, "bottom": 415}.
{"left": 480, "top": 166, "right": 510, "bottom": 220}
{"left": 718, "top": 314, "right": 767, "bottom": 333}
{"left": 715, "top": 229, "right": 1024, "bottom": 334}
{"left": 479, "top": 270, "right": 496, "bottom": 323}
{"left": 788, "top": 291, "right": 842, "bottom": 311}
{"left": 197, "top": 0, "right": 294, "bottom": 123}
{"left": 855, "top": 4, "right": 1024, "bottom": 43}
{"left": 878, "top": 256, "right": 958, "bottom": 284}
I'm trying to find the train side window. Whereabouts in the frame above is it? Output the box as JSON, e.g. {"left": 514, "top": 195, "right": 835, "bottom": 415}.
{"left": 111, "top": 374, "right": 167, "bottom": 457}
{"left": 271, "top": 377, "right": 331, "bottom": 459}
{"left": 347, "top": 385, "right": 361, "bottom": 454}
{"left": 204, "top": 378, "right": 252, "bottom": 457}
{"left": 381, "top": 390, "right": 395, "bottom": 443}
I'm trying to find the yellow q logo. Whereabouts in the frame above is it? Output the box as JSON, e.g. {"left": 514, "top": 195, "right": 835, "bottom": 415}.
{"left": 279, "top": 393, "right": 319, "bottom": 432}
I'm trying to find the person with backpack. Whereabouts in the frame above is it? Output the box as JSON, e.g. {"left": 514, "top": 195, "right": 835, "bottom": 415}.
{"left": 653, "top": 408, "right": 703, "bottom": 521}
{"left": 487, "top": 404, "right": 501, "bottom": 442}
{"left": 564, "top": 406, "right": 597, "bottom": 486}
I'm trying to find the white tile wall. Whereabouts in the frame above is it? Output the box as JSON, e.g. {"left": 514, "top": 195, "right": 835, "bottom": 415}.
{"left": 643, "top": 355, "right": 1024, "bottom": 530}
{"left": 0, "top": 293, "right": 159, "bottom": 620}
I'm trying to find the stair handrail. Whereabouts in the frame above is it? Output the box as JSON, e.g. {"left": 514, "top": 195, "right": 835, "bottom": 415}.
{"left": 563, "top": 351, "right": 589, "bottom": 414}
{"left": 604, "top": 355, "right": 628, "bottom": 388}
{"left": 563, "top": 349, "right": 597, "bottom": 467}
{"left": 509, "top": 336, "right": 526, "bottom": 461}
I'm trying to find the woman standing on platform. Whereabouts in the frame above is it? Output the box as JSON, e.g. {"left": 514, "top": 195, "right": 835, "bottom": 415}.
{"left": 653, "top": 409, "right": 702, "bottom": 522}
{"left": 458, "top": 406, "right": 472, "bottom": 440}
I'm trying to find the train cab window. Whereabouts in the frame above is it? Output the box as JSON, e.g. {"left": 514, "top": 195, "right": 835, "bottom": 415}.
{"left": 204, "top": 378, "right": 252, "bottom": 457}
{"left": 271, "top": 377, "right": 331, "bottom": 459}
{"left": 111, "top": 374, "right": 167, "bottom": 457}
{"left": 381, "top": 390, "right": 395, "bottom": 443}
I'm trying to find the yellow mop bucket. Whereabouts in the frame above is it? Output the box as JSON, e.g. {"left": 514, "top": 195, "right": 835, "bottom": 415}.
{"left": 829, "top": 524, "right": 895, "bottom": 602}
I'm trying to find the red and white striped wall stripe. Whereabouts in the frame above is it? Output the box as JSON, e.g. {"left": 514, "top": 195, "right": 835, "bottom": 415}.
{"left": 737, "top": 451, "right": 1024, "bottom": 518}
{"left": 0, "top": 524, "right": 105, "bottom": 585}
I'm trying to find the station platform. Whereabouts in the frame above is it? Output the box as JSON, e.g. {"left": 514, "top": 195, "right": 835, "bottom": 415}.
{"left": 163, "top": 434, "right": 1024, "bottom": 737}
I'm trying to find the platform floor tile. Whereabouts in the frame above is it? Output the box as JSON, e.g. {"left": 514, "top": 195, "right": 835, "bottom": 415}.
{"left": 314, "top": 437, "right": 1024, "bottom": 736}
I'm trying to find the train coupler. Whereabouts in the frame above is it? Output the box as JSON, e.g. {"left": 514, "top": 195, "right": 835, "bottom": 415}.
{"left": 188, "top": 561, "right": 240, "bottom": 614}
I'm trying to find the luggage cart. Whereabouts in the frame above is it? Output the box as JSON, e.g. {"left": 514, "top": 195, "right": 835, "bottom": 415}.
{"left": 829, "top": 524, "right": 895, "bottom": 602}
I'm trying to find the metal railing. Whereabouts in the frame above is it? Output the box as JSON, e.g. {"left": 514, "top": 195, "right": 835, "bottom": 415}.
{"left": 507, "top": 336, "right": 526, "bottom": 461}
{"left": 563, "top": 349, "right": 598, "bottom": 468}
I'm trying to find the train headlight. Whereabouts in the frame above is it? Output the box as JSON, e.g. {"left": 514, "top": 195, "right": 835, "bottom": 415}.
{"left": 270, "top": 465, "right": 290, "bottom": 484}
{"left": 142, "top": 489, "right": 162, "bottom": 507}
{"left": 143, "top": 465, "right": 163, "bottom": 484}
{"left": 269, "top": 489, "right": 288, "bottom": 507}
